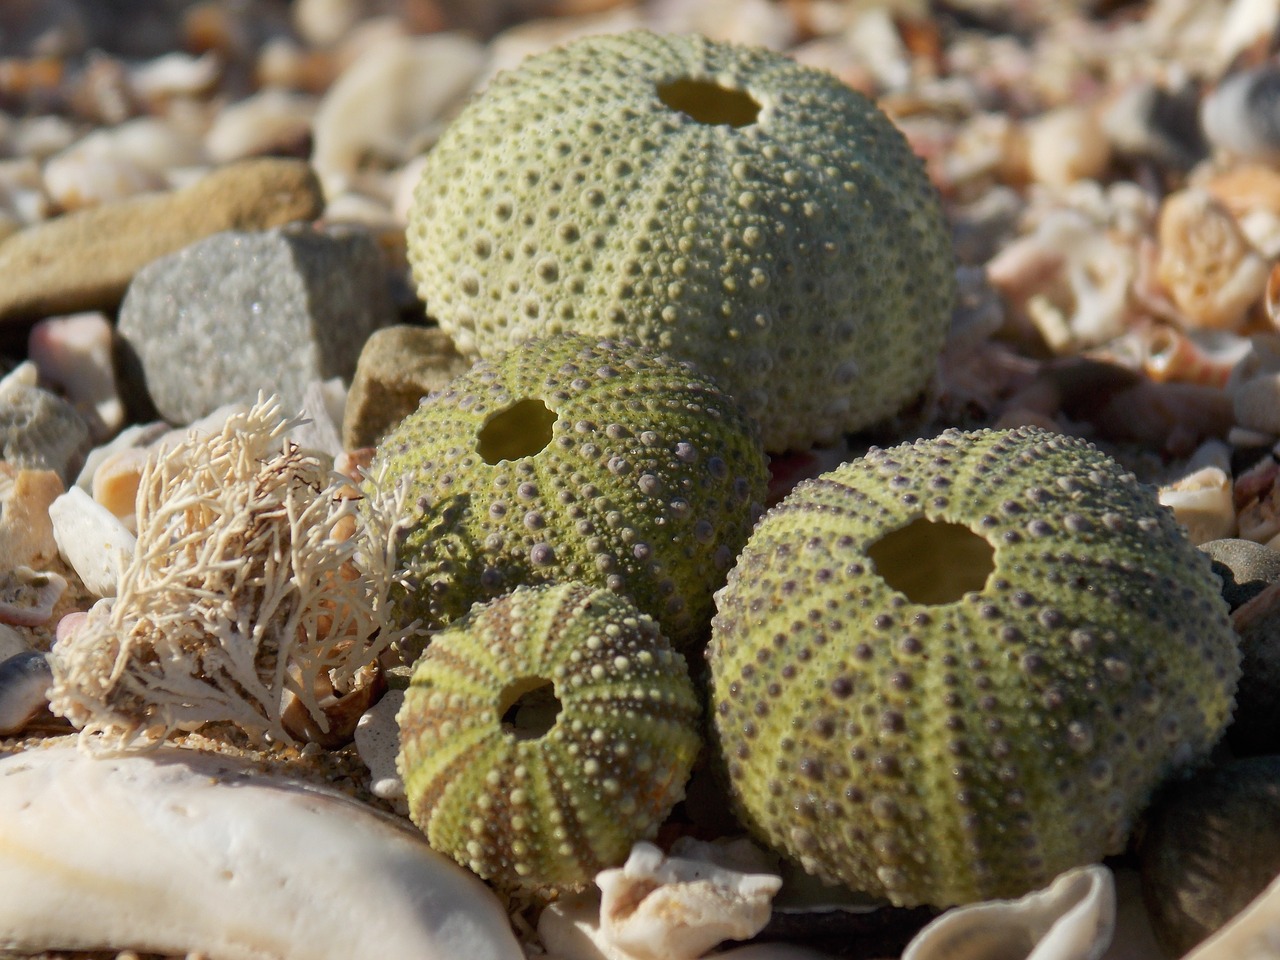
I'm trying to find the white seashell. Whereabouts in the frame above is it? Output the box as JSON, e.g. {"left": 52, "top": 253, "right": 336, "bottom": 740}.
{"left": 1027, "top": 106, "right": 1112, "bottom": 187}
{"left": 1181, "top": 862, "right": 1280, "bottom": 959}
{"left": 1155, "top": 188, "right": 1270, "bottom": 331}
{"left": 0, "top": 650, "right": 52, "bottom": 734}
{"left": 540, "top": 840, "right": 783, "bottom": 960}
{"left": 0, "top": 566, "right": 67, "bottom": 626}
{"left": 74, "top": 419, "right": 169, "bottom": 493}
{"left": 127, "top": 51, "right": 221, "bottom": 101}
{"left": 354, "top": 687, "right": 406, "bottom": 802}
{"left": 311, "top": 33, "right": 486, "bottom": 197}
{"left": 205, "top": 88, "right": 317, "bottom": 164}
{"left": 27, "top": 312, "right": 124, "bottom": 440}
{"left": 901, "top": 864, "right": 1115, "bottom": 960}
{"left": 1158, "top": 465, "right": 1237, "bottom": 545}
{"left": 1215, "top": 0, "right": 1280, "bottom": 73}
{"left": 0, "top": 744, "right": 524, "bottom": 960}
{"left": 43, "top": 118, "right": 206, "bottom": 210}
{"left": 48, "top": 485, "right": 136, "bottom": 598}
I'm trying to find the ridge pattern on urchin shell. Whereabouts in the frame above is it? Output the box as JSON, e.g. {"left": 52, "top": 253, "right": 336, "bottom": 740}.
{"left": 370, "top": 333, "right": 768, "bottom": 648}
{"left": 396, "top": 581, "right": 703, "bottom": 893}
{"left": 708, "top": 426, "right": 1240, "bottom": 908}
{"left": 407, "top": 30, "right": 955, "bottom": 452}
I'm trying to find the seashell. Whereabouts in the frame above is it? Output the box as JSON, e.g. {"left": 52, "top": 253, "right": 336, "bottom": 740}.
{"left": 1158, "top": 465, "right": 1236, "bottom": 545}
{"left": 0, "top": 566, "right": 66, "bottom": 627}
{"left": 1181, "top": 865, "right": 1280, "bottom": 960}
{"left": 311, "top": 33, "right": 486, "bottom": 197}
{"left": 48, "top": 485, "right": 136, "bottom": 598}
{"left": 0, "top": 463, "right": 63, "bottom": 568}
{"left": 1214, "top": 0, "right": 1280, "bottom": 72}
{"left": 89, "top": 445, "right": 148, "bottom": 525}
{"left": 1138, "top": 324, "right": 1251, "bottom": 388}
{"left": 0, "top": 743, "right": 524, "bottom": 960}
{"left": 1155, "top": 188, "right": 1270, "bottom": 331}
{"left": 901, "top": 864, "right": 1115, "bottom": 960}
{"left": 205, "top": 87, "right": 317, "bottom": 163}
{"left": 43, "top": 117, "right": 207, "bottom": 211}
{"left": 27, "top": 311, "right": 124, "bottom": 441}
{"left": 0, "top": 650, "right": 52, "bottom": 735}
{"left": 1026, "top": 106, "right": 1112, "bottom": 187}
{"left": 1199, "top": 537, "right": 1280, "bottom": 610}
{"left": 279, "top": 660, "right": 385, "bottom": 748}
{"left": 1202, "top": 66, "right": 1280, "bottom": 163}
{"left": 539, "top": 839, "right": 785, "bottom": 960}
{"left": 74, "top": 419, "right": 169, "bottom": 495}
{"left": 255, "top": 36, "right": 341, "bottom": 94}
{"left": 354, "top": 687, "right": 407, "bottom": 802}
{"left": 1140, "top": 755, "right": 1280, "bottom": 955}
{"left": 127, "top": 50, "right": 221, "bottom": 102}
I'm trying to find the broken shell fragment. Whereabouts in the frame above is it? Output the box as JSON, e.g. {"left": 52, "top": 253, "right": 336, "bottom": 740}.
{"left": 0, "top": 565, "right": 66, "bottom": 626}
{"left": 1158, "top": 466, "right": 1236, "bottom": 545}
{"left": 0, "top": 744, "right": 524, "bottom": 960}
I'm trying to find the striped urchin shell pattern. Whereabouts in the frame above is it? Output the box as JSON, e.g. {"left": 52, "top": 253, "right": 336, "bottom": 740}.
{"left": 396, "top": 581, "right": 702, "bottom": 893}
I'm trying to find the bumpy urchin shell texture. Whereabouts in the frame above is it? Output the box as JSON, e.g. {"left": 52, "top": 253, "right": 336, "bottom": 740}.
{"left": 370, "top": 333, "right": 767, "bottom": 648}
{"left": 397, "top": 581, "right": 703, "bottom": 893}
{"left": 708, "top": 426, "right": 1239, "bottom": 908}
{"left": 406, "top": 30, "right": 955, "bottom": 453}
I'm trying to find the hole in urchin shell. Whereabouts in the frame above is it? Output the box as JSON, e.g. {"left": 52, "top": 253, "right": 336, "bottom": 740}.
{"left": 477, "top": 398, "right": 557, "bottom": 464}
{"left": 656, "top": 78, "right": 760, "bottom": 127}
{"left": 866, "top": 517, "right": 995, "bottom": 605}
{"left": 499, "top": 676, "right": 562, "bottom": 740}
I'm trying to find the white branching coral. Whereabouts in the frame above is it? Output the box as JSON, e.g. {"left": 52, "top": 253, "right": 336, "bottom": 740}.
{"left": 48, "top": 396, "right": 409, "bottom": 749}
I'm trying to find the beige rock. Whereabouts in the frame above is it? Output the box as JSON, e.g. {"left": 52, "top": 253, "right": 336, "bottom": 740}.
{"left": 0, "top": 157, "right": 325, "bottom": 322}
{"left": 342, "top": 325, "right": 471, "bottom": 449}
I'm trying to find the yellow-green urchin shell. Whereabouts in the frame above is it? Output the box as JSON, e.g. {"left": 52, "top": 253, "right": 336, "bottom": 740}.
{"left": 370, "top": 333, "right": 767, "bottom": 649}
{"left": 406, "top": 30, "right": 955, "bottom": 453}
{"left": 708, "top": 426, "right": 1239, "bottom": 908}
{"left": 396, "top": 581, "right": 703, "bottom": 893}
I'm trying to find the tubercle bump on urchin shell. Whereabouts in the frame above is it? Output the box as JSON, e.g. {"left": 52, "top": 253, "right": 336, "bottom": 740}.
{"left": 708, "top": 425, "right": 1240, "bottom": 908}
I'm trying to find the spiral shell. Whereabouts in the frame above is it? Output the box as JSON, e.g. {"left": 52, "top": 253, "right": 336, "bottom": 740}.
{"left": 396, "top": 581, "right": 703, "bottom": 894}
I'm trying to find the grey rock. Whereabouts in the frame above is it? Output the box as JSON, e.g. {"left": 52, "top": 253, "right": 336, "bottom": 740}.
{"left": 1200, "top": 537, "right": 1280, "bottom": 611}
{"left": 117, "top": 224, "right": 396, "bottom": 424}
{"left": 1202, "top": 66, "right": 1280, "bottom": 162}
{"left": 342, "top": 324, "right": 471, "bottom": 450}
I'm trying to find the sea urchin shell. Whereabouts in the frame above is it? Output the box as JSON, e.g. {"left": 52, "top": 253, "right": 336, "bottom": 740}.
{"left": 397, "top": 581, "right": 703, "bottom": 894}
{"left": 709, "top": 426, "right": 1239, "bottom": 907}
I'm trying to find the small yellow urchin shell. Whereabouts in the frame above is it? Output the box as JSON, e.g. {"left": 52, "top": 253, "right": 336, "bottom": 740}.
{"left": 397, "top": 581, "right": 702, "bottom": 893}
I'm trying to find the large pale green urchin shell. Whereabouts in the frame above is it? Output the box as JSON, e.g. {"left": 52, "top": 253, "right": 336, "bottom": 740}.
{"left": 406, "top": 30, "right": 955, "bottom": 453}
{"left": 708, "top": 426, "right": 1240, "bottom": 908}
{"left": 396, "top": 581, "right": 703, "bottom": 893}
{"left": 370, "top": 333, "right": 768, "bottom": 648}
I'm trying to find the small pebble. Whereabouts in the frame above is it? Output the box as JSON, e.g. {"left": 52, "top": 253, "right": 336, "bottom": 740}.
{"left": 0, "top": 464, "right": 64, "bottom": 568}
{"left": 116, "top": 223, "right": 395, "bottom": 424}
{"left": 0, "top": 566, "right": 66, "bottom": 627}
{"left": 205, "top": 88, "right": 317, "bottom": 163}
{"left": 0, "top": 650, "right": 52, "bottom": 735}
{"left": 27, "top": 311, "right": 123, "bottom": 440}
{"left": 342, "top": 324, "right": 471, "bottom": 450}
{"left": 1200, "top": 537, "right": 1280, "bottom": 610}
{"left": 1026, "top": 105, "right": 1111, "bottom": 187}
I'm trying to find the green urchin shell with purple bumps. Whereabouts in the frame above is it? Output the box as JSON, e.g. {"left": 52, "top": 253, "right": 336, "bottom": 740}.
{"left": 709, "top": 426, "right": 1240, "bottom": 908}
{"left": 397, "top": 581, "right": 702, "bottom": 893}
{"left": 370, "top": 333, "right": 768, "bottom": 649}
